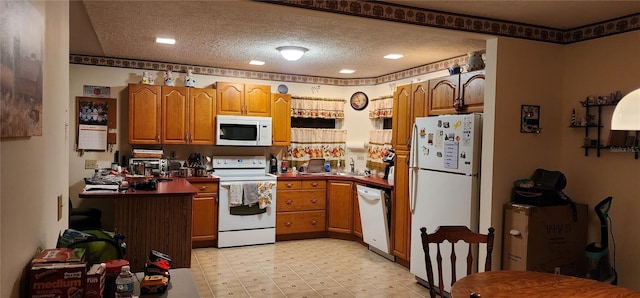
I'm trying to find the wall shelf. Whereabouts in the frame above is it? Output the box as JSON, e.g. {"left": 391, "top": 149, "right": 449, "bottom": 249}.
{"left": 573, "top": 101, "right": 638, "bottom": 159}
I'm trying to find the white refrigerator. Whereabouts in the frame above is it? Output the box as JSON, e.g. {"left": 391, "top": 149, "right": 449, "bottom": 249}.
{"left": 408, "top": 113, "right": 482, "bottom": 291}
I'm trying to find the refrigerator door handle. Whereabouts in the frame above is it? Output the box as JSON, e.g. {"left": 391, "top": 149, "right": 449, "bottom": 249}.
{"left": 409, "top": 122, "right": 418, "bottom": 213}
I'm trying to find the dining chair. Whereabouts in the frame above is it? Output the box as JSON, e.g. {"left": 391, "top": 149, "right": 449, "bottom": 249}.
{"left": 420, "top": 225, "right": 495, "bottom": 298}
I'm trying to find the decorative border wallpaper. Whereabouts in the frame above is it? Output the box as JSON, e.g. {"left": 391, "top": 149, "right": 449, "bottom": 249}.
{"left": 70, "top": 0, "right": 640, "bottom": 86}
{"left": 69, "top": 53, "right": 469, "bottom": 87}
{"left": 266, "top": 0, "right": 640, "bottom": 44}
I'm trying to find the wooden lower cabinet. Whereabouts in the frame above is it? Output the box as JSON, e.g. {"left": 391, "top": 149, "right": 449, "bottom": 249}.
{"left": 327, "top": 180, "right": 353, "bottom": 234}
{"left": 392, "top": 150, "right": 411, "bottom": 266}
{"left": 277, "top": 211, "right": 326, "bottom": 234}
{"left": 190, "top": 181, "right": 218, "bottom": 248}
{"left": 353, "top": 184, "right": 363, "bottom": 239}
{"left": 276, "top": 180, "right": 326, "bottom": 238}
{"left": 114, "top": 194, "right": 192, "bottom": 272}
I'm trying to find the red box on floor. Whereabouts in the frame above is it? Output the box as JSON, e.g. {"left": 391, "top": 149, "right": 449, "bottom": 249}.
{"left": 29, "top": 262, "right": 86, "bottom": 298}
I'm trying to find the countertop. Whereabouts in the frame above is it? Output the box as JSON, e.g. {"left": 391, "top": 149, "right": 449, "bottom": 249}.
{"left": 80, "top": 173, "right": 391, "bottom": 199}
{"left": 276, "top": 173, "right": 393, "bottom": 190}
{"left": 79, "top": 177, "right": 203, "bottom": 198}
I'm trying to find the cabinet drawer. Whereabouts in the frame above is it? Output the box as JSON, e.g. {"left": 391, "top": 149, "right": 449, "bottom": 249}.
{"left": 277, "top": 211, "right": 326, "bottom": 234}
{"left": 189, "top": 181, "right": 218, "bottom": 196}
{"left": 301, "top": 180, "right": 325, "bottom": 189}
{"left": 278, "top": 180, "right": 302, "bottom": 190}
{"left": 277, "top": 190, "right": 326, "bottom": 211}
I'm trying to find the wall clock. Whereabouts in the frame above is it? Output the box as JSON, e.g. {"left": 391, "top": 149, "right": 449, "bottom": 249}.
{"left": 350, "top": 91, "right": 368, "bottom": 111}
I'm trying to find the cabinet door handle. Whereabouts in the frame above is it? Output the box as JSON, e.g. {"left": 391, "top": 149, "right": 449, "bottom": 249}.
{"left": 310, "top": 220, "right": 317, "bottom": 225}
{"left": 311, "top": 182, "right": 318, "bottom": 187}
{"left": 285, "top": 200, "right": 293, "bottom": 205}
{"left": 285, "top": 221, "right": 292, "bottom": 227}
{"left": 157, "top": 134, "right": 160, "bottom": 142}
{"left": 199, "top": 186, "right": 207, "bottom": 191}
{"left": 311, "top": 199, "right": 318, "bottom": 204}
{"left": 285, "top": 183, "right": 294, "bottom": 188}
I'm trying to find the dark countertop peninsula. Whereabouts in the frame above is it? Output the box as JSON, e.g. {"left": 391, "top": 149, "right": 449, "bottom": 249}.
{"left": 79, "top": 177, "right": 215, "bottom": 272}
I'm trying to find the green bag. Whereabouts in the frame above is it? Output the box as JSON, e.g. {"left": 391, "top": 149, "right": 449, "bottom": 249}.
{"left": 57, "top": 229, "right": 125, "bottom": 265}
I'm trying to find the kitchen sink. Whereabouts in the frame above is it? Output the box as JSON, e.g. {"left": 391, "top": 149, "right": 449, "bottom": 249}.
{"left": 333, "top": 172, "right": 367, "bottom": 177}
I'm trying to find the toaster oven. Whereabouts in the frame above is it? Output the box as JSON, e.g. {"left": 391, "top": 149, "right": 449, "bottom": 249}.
{"left": 128, "top": 158, "right": 168, "bottom": 176}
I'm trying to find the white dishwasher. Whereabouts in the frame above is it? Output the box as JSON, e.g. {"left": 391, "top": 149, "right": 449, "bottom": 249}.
{"left": 357, "top": 185, "right": 393, "bottom": 260}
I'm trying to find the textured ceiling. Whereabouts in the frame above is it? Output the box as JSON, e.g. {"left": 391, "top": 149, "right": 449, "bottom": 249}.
{"left": 69, "top": 0, "right": 640, "bottom": 79}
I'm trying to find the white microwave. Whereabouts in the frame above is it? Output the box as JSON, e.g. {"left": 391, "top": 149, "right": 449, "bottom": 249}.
{"left": 216, "top": 115, "right": 272, "bottom": 146}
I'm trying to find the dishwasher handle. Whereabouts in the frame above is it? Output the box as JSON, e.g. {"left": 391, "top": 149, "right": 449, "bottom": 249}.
{"left": 357, "top": 188, "right": 383, "bottom": 202}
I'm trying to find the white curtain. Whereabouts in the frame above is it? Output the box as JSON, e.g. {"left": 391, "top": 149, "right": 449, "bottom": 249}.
{"left": 291, "top": 96, "right": 345, "bottom": 119}
{"left": 285, "top": 128, "right": 347, "bottom": 168}
{"left": 367, "top": 129, "right": 392, "bottom": 171}
{"left": 368, "top": 95, "right": 393, "bottom": 119}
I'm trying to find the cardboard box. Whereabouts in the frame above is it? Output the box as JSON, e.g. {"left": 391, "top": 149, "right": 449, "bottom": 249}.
{"left": 29, "top": 262, "right": 86, "bottom": 298}
{"left": 502, "top": 203, "right": 588, "bottom": 277}
{"left": 32, "top": 248, "right": 86, "bottom": 264}
{"left": 85, "top": 263, "right": 106, "bottom": 298}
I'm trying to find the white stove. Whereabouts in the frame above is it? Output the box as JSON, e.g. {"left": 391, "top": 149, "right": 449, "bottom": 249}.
{"left": 212, "top": 156, "right": 277, "bottom": 248}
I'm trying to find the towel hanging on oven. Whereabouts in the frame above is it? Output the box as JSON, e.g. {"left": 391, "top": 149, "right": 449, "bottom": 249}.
{"left": 257, "top": 181, "right": 275, "bottom": 209}
{"left": 243, "top": 183, "right": 259, "bottom": 206}
{"left": 228, "top": 183, "right": 243, "bottom": 207}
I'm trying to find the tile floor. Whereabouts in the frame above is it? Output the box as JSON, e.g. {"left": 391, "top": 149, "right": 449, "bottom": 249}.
{"left": 190, "top": 238, "right": 429, "bottom": 297}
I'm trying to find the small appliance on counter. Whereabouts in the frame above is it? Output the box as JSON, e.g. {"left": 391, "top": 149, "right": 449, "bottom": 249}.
{"left": 269, "top": 154, "right": 278, "bottom": 174}
{"left": 382, "top": 149, "right": 395, "bottom": 180}
{"left": 129, "top": 158, "right": 167, "bottom": 176}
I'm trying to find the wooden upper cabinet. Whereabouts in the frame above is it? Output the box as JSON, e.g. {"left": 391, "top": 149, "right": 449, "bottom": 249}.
{"left": 428, "top": 74, "right": 459, "bottom": 115}
{"left": 189, "top": 88, "right": 216, "bottom": 145}
{"left": 271, "top": 93, "right": 291, "bottom": 146}
{"left": 216, "top": 82, "right": 244, "bottom": 116}
{"left": 391, "top": 82, "right": 428, "bottom": 150}
{"left": 161, "top": 86, "right": 189, "bottom": 144}
{"left": 391, "top": 84, "right": 413, "bottom": 150}
{"left": 128, "top": 84, "right": 215, "bottom": 145}
{"left": 128, "top": 84, "right": 161, "bottom": 144}
{"left": 460, "top": 70, "right": 485, "bottom": 113}
{"left": 245, "top": 84, "right": 271, "bottom": 116}
{"left": 216, "top": 82, "right": 271, "bottom": 116}
{"left": 411, "top": 82, "right": 429, "bottom": 119}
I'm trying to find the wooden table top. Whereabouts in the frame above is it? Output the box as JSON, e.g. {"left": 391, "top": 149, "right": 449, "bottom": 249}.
{"left": 451, "top": 271, "right": 640, "bottom": 298}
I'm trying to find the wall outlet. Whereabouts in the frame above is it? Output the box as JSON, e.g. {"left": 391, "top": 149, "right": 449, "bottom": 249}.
{"left": 357, "top": 156, "right": 365, "bottom": 160}
{"left": 57, "top": 194, "right": 63, "bottom": 221}
{"left": 85, "top": 159, "right": 98, "bottom": 169}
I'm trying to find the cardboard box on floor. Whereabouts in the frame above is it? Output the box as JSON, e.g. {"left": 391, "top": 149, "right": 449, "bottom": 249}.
{"left": 502, "top": 202, "right": 588, "bottom": 277}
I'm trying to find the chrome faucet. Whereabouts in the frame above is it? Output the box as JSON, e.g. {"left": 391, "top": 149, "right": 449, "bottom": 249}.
{"left": 350, "top": 158, "right": 355, "bottom": 173}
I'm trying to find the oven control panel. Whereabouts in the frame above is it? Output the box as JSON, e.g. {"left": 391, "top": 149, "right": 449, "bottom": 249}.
{"left": 212, "top": 156, "right": 267, "bottom": 169}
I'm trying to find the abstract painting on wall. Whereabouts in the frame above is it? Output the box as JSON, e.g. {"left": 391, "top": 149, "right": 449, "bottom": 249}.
{"left": 0, "top": 0, "right": 44, "bottom": 137}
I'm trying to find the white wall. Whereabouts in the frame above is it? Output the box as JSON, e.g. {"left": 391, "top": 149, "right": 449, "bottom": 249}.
{"left": 484, "top": 37, "right": 566, "bottom": 270}
{"left": 1, "top": 1, "right": 69, "bottom": 297}
{"left": 561, "top": 31, "right": 640, "bottom": 290}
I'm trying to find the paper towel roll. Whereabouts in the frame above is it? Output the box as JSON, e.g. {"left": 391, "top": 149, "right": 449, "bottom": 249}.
{"left": 346, "top": 141, "right": 366, "bottom": 151}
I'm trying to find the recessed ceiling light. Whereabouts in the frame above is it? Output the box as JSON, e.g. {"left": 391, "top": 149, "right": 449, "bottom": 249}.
{"left": 155, "top": 37, "right": 175, "bottom": 45}
{"left": 249, "top": 60, "right": 265, "bottom": 65}
{"left": 384, "top": 54, "right": 404, "bottom": 59}
{"left": 339, "top": 69, "right": 356, "bottom": 74}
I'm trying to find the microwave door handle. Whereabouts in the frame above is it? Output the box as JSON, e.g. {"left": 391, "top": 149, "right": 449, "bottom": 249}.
{"left": 256, "top": 122, "right": 261, "bottom": 144}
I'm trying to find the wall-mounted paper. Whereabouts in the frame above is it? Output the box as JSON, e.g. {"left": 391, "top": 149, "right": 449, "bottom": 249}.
{"left": 78, "top": 124, "right": 107, "bottom": 150}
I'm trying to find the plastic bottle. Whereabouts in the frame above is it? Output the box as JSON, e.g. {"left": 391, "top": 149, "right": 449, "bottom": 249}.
{"left": 115, "top": 265, "right": 135, "bottom": 298}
